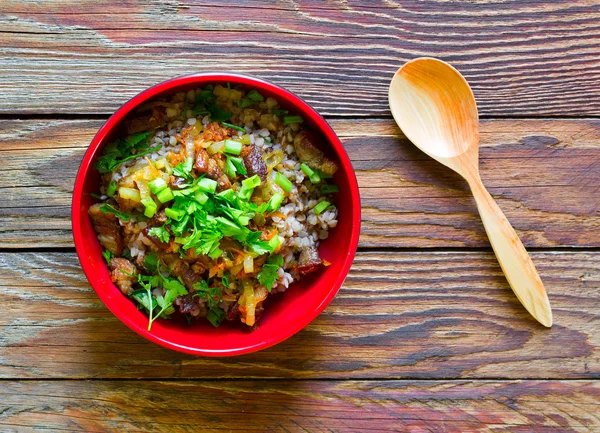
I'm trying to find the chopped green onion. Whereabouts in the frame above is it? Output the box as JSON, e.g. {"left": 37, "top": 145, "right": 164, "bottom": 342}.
{"left": 194, "top": 190, "right": 208, "bottom": 205}
{"left": 90, "top": 193, "right": 102, "bottom": 200}
{"left": 300, "top": 163, "right": 321, "bottom": 183}
{"left": 165, "top": 207, "right": 184, "bottom": 221}
{"left": 275, "top": 172, "right": 293, "bottom": 193}
{"left": 223, "top": 139, "right": 242, "bottom": 155}
{"left": 268, "top": 234, "right": 281, "bottom": 251}
{"left": 222, "top": 122, "right": 246, "bottom": 132}
{"left": 267, "top": 193, "right": 284, "bottom": 212}
{"left": 237, "top": 98, "right": 252, "bottom": 108}
{"left": 156, "top": 187, "right": 175, "bottom": 203}
{"left": 320, "top": 184, "right": 339, "bottom": 194}
{"left": 247, "top": 89, "right": 264, "bottom": 102}
{"left": 148, "top": 177, "right": 168, "bottom": 194}
{"left": 198, "top": 177, "right": 218, "bottom": 194}
{"left": 300, "top": 163, "right": 314, "bottom": 177}
{"left": 106, "top": 180, "right": 117, "bottom": 197}
{"left": 242, "top": 175, "right": 261, "bottom": 189}
{"left": 224, "top": 157, "right": 237, "bottom": 179}
{"left": 313, "top": 201, "right": 330, "bottom": 215}
{"left": 229, "top": 156, "right": 247, "bottom": 175}
{"left": 141, "top": 196, "right": 158, "bottom": 218}
{"left": 283, "top": 115, "right": 303, "bottom": 125}
{"left": 217, "top": 188, "right": 236, "bottom": 201}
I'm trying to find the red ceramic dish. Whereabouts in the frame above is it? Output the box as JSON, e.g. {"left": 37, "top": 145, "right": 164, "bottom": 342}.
{"left": 72, "top": 73, "right": 360, "bottom": 356}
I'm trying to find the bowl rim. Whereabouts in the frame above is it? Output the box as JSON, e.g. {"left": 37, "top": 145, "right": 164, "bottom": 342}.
{"left": 71, "top": 72, "right": 361, "bottom": 356}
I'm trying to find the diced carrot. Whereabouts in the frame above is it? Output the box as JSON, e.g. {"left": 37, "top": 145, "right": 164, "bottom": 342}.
{"left": 260, "top": 228, "right": 278, "bottom": 241}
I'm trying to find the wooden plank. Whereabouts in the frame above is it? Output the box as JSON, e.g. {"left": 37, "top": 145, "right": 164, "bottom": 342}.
{"left": 1, "top": 1, "right": 599, "bottom": 116}
{"left": 1, "top": 380, "right": 598, "bottom": 432}
{"left": 2, "top": 118, "right": 599, "bottom": 248}
{"left": 1, "top": 251, "right": 598, "bottom": 380}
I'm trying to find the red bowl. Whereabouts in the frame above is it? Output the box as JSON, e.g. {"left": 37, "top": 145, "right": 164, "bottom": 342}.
{"left": 72, "top": 73, "right": 361, "bottom": 356}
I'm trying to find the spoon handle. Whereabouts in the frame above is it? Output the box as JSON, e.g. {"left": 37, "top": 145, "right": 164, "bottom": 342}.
{"left": 468, "top": 176, "right": 552, "bottom": 327}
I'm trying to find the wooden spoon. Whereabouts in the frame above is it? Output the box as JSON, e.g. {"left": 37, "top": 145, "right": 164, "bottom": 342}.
{"left": 388, "top": 57, "right": 552, "bottom": 327}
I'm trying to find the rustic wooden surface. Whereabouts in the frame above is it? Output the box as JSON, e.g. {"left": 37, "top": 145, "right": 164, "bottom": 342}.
{"left": 1, "top": 1, "right": 599, "bottom": 432}
{"left": 3, "top": 118, "right": 600, "bottom": 249}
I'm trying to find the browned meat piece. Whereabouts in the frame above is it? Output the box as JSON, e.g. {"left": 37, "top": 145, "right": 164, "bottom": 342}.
{"left": 169, "top": 258, "right": 203, "bottom": 291}
{"left": 207, "top": 157, "right": 222, "bottom": 179}
{"left": 88, "top": 203, "right": 123, "bottom": 255}
{"left": 294, "top": 245, "right": 323, "bottom": 275}
{"left": 240, "top": 144, "right": 267, "bottom": 182}
{"left": 225, "top": 301, "right": 239, "bottom": 321}
{"left": 217, "top": 175, "right": 231, "bottom": 191}
{"left": 170, "top": 175, "right": 188, "bottom": 190}
{"left": 174, "top": 294, "right": 203, "bottom": 317}
{"left": 115, "top": 195, "right": 140, "bottom": 213}
{"left": 109, "top": 258, "right": 138, "bottom": 295}
{"left": 293, "top": 131, "right": 339, "bottom": 176}
{"left": 146, "top": 210, "right": 168, "bottom": 228}
{"left": 194, "top": 148, "right": 210, "bottom": 173}
{"left": 125, "top": 108, "right": 167, "bottom": 134}
{"left": 204, "top": 154, "right": 231, "bottom": 191}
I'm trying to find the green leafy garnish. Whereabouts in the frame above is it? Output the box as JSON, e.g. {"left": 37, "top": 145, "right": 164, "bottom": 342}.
{"left": 237, "top": 98, "right": 252, "bottom": 108}
{"left": 247, "top": 89, "right": 264, "bottom": 102}
{"left": 207, "top": 307, "right": 225, "bottom": 327}
{"left": 222, "top": 121, "right": 246, "bottom": 132}
{"left": 148, "top": 226, "right": 170, "bottom": 243}
{"left": 95, "top": 131, "right": 159, "bottom": 174}
{"left": 102, "top": 249, "right": 113, "bottom": 264}
{"left": 143, "top": 252, "right": 159, "bottom": 273}
{"left": 257, "top": 254, "right": 284, "bottom": 291}
{"left": 192, "top": 280, "right": 221, "bottom": 310}
{"left": 100, "top": 204, "right": 132, "bottom": 221}
{"left": 172, "top": 157, "right": 194, "bottom": 180}
{"left": 191, "top": 88, "right": 232, "bottom": 121}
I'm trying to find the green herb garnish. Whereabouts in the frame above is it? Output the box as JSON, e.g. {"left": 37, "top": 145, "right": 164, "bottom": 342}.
{"left": 257, "top": 254, "right": 284, "bottom": 291}
{"left": 100, "top": 204, "right": 131, "bottom": 221}
{"left": 222, "top": 121, "right": 246, "bottom": 132}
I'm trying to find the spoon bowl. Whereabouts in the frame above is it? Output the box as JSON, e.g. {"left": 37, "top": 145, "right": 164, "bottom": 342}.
{"left": 389, "top": 58, "right": 552, "bottom": 327}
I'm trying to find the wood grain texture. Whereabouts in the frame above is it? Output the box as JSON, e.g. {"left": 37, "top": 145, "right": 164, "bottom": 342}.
{"left": 2, "top": 118, "right": 599, "bottom": 248}
{"left": 1, "top": 0, "right": 600, "bottom": 116}
{"left": 1, "top": 380, "right": 599, "bottom": 432}
{"left": 1, "top": 251, "right": 598, "bottom": 380}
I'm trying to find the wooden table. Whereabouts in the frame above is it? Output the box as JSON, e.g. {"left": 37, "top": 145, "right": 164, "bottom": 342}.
{"left": 1, "top": 1, "right": 599, "bottom": 431}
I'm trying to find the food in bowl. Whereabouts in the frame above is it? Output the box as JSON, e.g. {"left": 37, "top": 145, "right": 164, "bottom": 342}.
{"left": 88, "top": 83, "right": 340, "bottom": 330}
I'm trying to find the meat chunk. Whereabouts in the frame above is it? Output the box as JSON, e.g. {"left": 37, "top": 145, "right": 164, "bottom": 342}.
{"left": 88, "top": 203, "right": 123, "bottom": 255}
{"left": 293, "top": 131, "right": 339, "bottom": 176}
{"left": 174, "top": 294, "right": 203, "bottom": 317}
{"left": 125, "top": 108, "right": 167, "bottom": 135}
{"left": 225, "top": 301, "right": 240, "bottom": 321}
{"left": 294, "top": 246, "right": 323, "bottom": 275}
{"left": 169, "top": 257, "right": 204, "bottom": 291}
{"left": 194, "top": 148, "right": 210, "bottom": 173}
{"left": 240, "top": 144, "right": 268, "bottom": 181}
{"left": 109, "top": 258, "right": 138, "bottom": 295}
{"left": 207, "top": 157, "right": 222, "bottom": 179}
{"left": 170, "top": 175, "right": 188, "bottom": 190}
